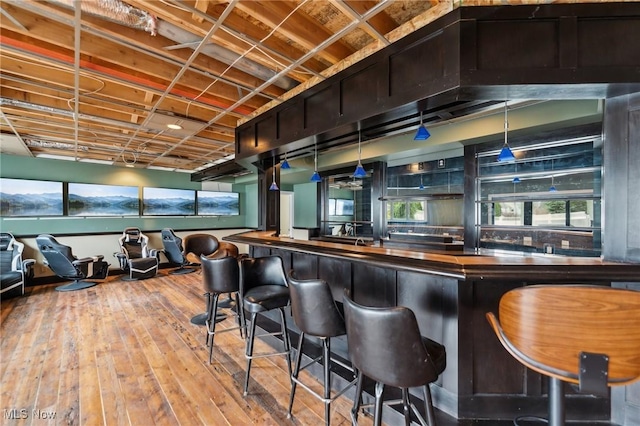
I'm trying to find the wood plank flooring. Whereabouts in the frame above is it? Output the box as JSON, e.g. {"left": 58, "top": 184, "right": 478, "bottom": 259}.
{"left": 1, "top": 272, "right": 377, "bottom": 426}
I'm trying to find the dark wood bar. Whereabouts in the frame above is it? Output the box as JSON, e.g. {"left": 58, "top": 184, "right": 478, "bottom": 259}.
{"left": 226, "top": 231, "right": 640, "bottom": 422}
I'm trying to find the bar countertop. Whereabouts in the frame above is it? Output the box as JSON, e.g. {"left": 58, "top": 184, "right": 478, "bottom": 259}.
{"left": 225, "top": 231, "right": 640, "bottom": 282}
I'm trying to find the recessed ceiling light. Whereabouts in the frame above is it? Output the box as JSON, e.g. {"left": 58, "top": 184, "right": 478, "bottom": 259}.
{"left": 167, "top": 123, "right": 182, "bottom": 130}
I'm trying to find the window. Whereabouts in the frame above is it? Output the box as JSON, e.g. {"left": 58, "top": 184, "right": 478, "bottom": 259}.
{"left": 386, "top": 200, "right": 426, "bottom": 221}
{"left": 476, "top": 136, "right": 602, "bottom": 256}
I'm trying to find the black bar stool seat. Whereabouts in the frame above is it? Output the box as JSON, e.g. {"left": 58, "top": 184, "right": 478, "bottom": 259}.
{"left": 243, "top": 285, "right": 290, "bottom": 313}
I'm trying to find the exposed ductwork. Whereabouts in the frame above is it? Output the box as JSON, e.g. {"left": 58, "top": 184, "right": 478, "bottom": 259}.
{"left": 52, "top": 0, "right": 157, "bottom": 35}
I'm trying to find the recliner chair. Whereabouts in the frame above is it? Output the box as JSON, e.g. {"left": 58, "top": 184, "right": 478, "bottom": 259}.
{"left": 161, "top": 228, "right": 196, "bottom": 275}
{"left": 1, "top": 232, "right": 35, "bottom": 298}
{"left": 115, "top": 227, "right": 160, "bottom": 280}
{"left": 36, "top": 234, "right": 109, "bottom": 292}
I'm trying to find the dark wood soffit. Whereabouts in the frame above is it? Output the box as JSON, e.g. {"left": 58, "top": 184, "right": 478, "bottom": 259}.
{"left": 230, "top": 3, "right": 640, "bottom": 171}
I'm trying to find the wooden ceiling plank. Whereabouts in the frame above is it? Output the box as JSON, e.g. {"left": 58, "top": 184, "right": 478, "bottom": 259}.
{"left": 192, "top": 0, "right": 209, "bottom": 23}
{"left": 343, "top": 0, "right": 398, "bottom": 35}
{"left": 234, "top": 1, "right": 354, "bottom": 65}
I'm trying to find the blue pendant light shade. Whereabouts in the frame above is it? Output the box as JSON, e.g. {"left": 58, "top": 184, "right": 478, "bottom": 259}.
{"left": 310, "top": 143, "right": 321, "bottom": 182}
{"left": 497, "top": 145, "right": 516, "bottom": 162}
{"left": 512, "top": 177, "right": 521, "bottom": 184}
{"left": 497, "top": 101, "right": 516, "bottom": 162}
{"left": 269, "top": 157, "right": 279, "bottom": 191}
{"left": 353, "top": 164, "right": 367, "bottom": 178}
{"left": 414, "top": 112, "right": 431, "bottom": 140}
{"left": 353, "top": 130, "right": 367, "bottom": 178}
{"left": 419, "top": 174, "right": 425, "bottom": 190}
{"left": 549, "top": 176, "right": 557, "bottom": 192}
{"left": 280, "top": 152, "right": 291, "bottom": 169}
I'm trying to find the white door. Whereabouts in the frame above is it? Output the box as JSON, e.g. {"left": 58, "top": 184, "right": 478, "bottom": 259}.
{"left": 280, "top": 192, "right": 294, "bottom": 237}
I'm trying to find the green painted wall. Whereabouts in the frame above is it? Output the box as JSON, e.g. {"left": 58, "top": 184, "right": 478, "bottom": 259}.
{"left": 241, "top": 183, "right": 259, "bottom": 229}
{"left": 0, "top": 154, "right": 249, "bottom": 236}
{"left": 293, "top": 182, "right": 318, "bottom": 228}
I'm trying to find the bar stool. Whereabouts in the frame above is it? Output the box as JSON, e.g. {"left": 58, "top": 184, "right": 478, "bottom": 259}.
{"left": 240, "top": 256, "right": 292, "bottom": 396}
{"left": 200, "top": 254, "right": 245, "bottom": 364}
{"left": 486, "top": 285, "right": 640, "bottom": 426}
{"left": 343, "top": 292, "right": 446, "bottom": 426}
{"left": 286, "top": 274, "right": 357, "bottom": 426}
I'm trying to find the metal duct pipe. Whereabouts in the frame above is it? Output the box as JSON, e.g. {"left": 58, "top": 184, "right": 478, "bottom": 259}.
{"left": 51, "top": 0, "right": 157, "bottom": 35}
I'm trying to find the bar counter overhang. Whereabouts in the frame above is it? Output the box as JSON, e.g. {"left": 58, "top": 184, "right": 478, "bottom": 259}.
{"left": 226, "top": 230, "right": 640, "bottom": 422}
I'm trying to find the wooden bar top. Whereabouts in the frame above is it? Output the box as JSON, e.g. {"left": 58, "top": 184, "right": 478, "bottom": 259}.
{"left": 225, "top": 231, "right": 640, "bottom": 282}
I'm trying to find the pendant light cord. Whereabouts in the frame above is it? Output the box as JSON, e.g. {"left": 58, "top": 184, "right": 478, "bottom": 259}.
{"left": 504, "top": 101, "right": 508, "bottom": 145}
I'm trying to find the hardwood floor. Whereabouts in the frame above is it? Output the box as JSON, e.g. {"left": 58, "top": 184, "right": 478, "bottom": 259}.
{"left": 2, "top": 273, "right": 620, "bottom": 426}
{"left": 1, "top": 272, "right": 375, "bottom": 426}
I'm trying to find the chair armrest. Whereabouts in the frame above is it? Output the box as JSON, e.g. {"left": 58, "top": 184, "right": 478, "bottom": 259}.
{"left": 22, "top": 258, "right": 36, "bottom": 271}
{"left": 22, "top": 258, "right": 36, "bottom": 281}
{"left": 113, "top": 252, "right": 128, "bottom": 269}
{"left": 149, "top": 248, "right": 161, "bottom": 259}
{"left": 73, "top": 255, "right": 104, "bottom": 266}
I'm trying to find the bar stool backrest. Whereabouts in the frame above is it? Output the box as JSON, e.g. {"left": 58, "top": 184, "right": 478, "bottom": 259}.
{"left": 183, "top": 233, "right": 219, "bottom": 258}
{"left": 486, "top": 285, "right": 640, "bottom": 388}
{"left": 288, "top": 275, "right": 345, "bottom": 338}
{"left": 343, "top": 294, "right": 440, "bottom": 389}
{"left": 201, "top": 254, "right": 239, "bottom": 294}
{"left": 240, "top": 256, "right": 287, "bottom": 293}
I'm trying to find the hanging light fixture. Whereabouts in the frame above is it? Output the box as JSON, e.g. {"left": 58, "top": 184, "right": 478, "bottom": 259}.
{"left": 549, "top": 176, "right": 557, "bottom": 192}
{"left": 353, "top": 130, "right": 367, "bottom": 178}
{"left": 419, "top": 174, "right": 425, "bottom": 190}
{"left": 497, "top": 101, "right": 516, "bottom": 162}
{"left": 310, "top": 142, "right": 321, "bottom": 182}
{"left": 269, "top": 157, "right": 279, "bottom": 191}
{"left": 414, "top": 111, "right": 431, "bottom": 140}
{"left": 280, "top": 152, "right": 291, "bottom": 169}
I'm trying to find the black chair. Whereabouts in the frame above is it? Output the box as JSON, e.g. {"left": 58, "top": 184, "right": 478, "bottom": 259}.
{"left": 343, "top": 292, "right": 446, "bottom": 426}
{"left": 161, "top": 228, "right": 196, "bottom": 275}
{"left": 0, "top": 232, "right": 35, "bottom": 298}
{"left": 201, "top": 253, "right": 245, "bottom": 364}
{"left": 114, "top": 227, "right": 160, "bottom": 280}
{"left": 240, "top": 255, "right": 292, "bottom": 396}
{"left": 287, "top": 274, "right": 357, "bottom": 426}
{"left": 36, "top": 234, "right": 109, "bottom": 292}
